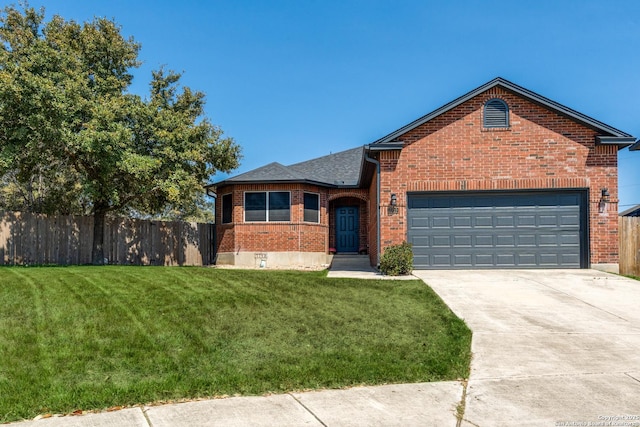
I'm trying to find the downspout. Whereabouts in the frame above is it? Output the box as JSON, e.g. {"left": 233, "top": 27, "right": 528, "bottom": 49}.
{"left": 364, "top": 147, "right": 381, "bottom": 267}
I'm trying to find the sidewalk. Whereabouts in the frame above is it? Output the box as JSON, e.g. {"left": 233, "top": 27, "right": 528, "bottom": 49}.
{"left": 8, "top": 382, "right": 463, "bottom": 427}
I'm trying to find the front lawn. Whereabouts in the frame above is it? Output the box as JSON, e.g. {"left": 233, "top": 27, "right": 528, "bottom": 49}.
{"left": 0, "top": 266, "right": 471, "bottom": 423}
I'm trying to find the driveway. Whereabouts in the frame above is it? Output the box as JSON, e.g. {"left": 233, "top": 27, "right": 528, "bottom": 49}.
{"left": 413, "top": 269, "right": 640, "bottom": 427}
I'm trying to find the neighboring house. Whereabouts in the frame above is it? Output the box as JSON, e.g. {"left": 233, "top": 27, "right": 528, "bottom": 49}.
{"left": 620, "top": 205, "right": 640, "bottom": 217}
{"left": 208, "top": 77, "right": 638, "bottom": 271}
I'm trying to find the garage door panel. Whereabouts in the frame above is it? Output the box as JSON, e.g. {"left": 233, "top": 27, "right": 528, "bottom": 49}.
{"left": 475, "top": 235, "right": 494, "bottom": 246}
{"left": 495, "top": 215, "right": 515, "bottom": 227}
{"left": 496, "top": 235, "right": 516, "bottom": 247}
{"left": 559, "top": 234, "right": 580, "bottom": 245}
{"left": 410, "top": 217, "right": 430, "bottom": 228}
{"left": 432, "top": 235, "right": 451, "bottom": 247}
{"left": 411, "top": 236, "right": 430, "bottom": 247}
{"left": 561, "top": 253, "right": 580, "bottom": 264}
{"left": 474, "top": 216, "right": 493, "bottom": 227}
{"left": 453, "top": 254, "right": 472, "bottom": 266}
{"left": 538, "top": 234, "right": 559, "bottom": 245}
{"left": 560, "top": 214, "right": 580, "bottom": 226}
{"left": 432, "top": 216, "right": 451, "bottom": 228}
{"left": 407, "top": 191, "right": 586, "bottom": 269}
{"left": 517, "top": 253, "right": 537, "bottom": 266}
{"left": 517, "top": 235, "right": 536, "bottom": 246}
{"left": 539, "top": 253, "right": 561, "bottom": 265}
{"left": 454, "top": 235, "right": 472, "bottom": 247}
{"left": 432, "top": 254, "right": 452, "bottom": 266}
{"left": 475, "top": 254, "right": 495, "bottom": 266}
{"left": 453, "top": 216, "right": 472, "bottom": 227}
{"left": 538, "top": 215, "right": 559, "bottom": 226}
{"left": 517, "top": 215, "right": 536, "bottom": 226}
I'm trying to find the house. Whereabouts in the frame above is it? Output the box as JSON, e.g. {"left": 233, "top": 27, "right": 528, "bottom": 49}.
{"left": 208, "top": 77, "right": 637, "bottom": 271}
{"left": 620, "top": 205, "right": 640, "bottom": 217}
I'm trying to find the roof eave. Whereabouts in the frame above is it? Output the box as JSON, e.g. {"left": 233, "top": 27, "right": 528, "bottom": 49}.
{"left": 596, "top": 136, "right": 637, "bottom": 149}
{"left": 365, "top": 143, "right": 404, "bottom": 151}
{"left": 211, "top": 178, "right": 359, "bottom": 189}
{"left": 629, "top": 140, "right": 640, "bottom": 151}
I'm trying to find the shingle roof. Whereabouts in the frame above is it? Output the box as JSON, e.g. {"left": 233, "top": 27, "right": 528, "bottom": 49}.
{"left": 213, "top": 146, "right": 365, "bottom": 188}
{"left": 620, "top": 204, "right": 640, "bottom": 216}
{"left": 222, "top": 162, "right": 304, "bottom": 182}
{"left": 289, "top": 146, "right": 364, "bottom": 186}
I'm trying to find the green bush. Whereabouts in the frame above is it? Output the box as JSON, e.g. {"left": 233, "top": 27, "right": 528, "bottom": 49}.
{"left": 379, "top": 242, "right": 413, "bottom": 275}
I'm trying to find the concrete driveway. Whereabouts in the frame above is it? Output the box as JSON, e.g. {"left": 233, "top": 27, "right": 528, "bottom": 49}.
{"left": 413, "top": 269, "right": 640, "bottom": 427}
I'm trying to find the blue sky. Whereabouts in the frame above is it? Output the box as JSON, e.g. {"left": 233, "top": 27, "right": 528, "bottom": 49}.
{"left": 23, "top": 0, "right": 640, "bottom": 211}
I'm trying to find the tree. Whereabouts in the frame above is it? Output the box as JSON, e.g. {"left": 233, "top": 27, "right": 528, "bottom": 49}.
{"left": 0, "top": 5, "right": 241, "bottom": 264}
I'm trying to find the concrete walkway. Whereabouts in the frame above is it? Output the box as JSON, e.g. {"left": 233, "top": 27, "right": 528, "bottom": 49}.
{"left": 8, "top": 382, "right": 463, "bottom": 427}
{"left": 413, "top": 269, "right": 640, "bottom": 427}
{"left": 326, "top": 254, "right": 415, "bottom": 280}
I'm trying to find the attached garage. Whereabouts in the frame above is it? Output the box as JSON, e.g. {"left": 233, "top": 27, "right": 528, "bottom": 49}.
{"left": 407, "top": 190, "right": 588, "bottom": 269}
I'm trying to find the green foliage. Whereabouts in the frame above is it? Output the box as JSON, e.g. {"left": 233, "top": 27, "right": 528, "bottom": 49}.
{"left": 0, "top": 266, "right": 471, "bottom": 423}
{"left": 0, "top": 4, "right": 242, "bottom": 261}
{"left": 380, "top": 241, "right": 413, "bottom": 275}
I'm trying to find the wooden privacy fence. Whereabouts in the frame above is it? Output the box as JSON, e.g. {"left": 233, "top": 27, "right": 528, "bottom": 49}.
{"left": 620, "top": 216, "right": 640, "bottom": 276}
{"left": 0, "top": 211, "right": 215, "bottom": 266}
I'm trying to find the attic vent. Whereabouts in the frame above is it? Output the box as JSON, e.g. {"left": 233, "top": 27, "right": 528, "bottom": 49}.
{"left": 483, "top": 98, "right": 509, "bottom": 128}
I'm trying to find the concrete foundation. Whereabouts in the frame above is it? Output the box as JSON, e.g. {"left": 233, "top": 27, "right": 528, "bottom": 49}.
{"left": 215, "top": 251, "right": 333, "bottom": 269}
{"left": 591, "top": 263, "right": 619, "bottom": 274}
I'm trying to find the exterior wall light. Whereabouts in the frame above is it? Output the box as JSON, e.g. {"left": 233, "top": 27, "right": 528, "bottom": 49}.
{"left": 389, "top": 193, "right": 398, "bottom": 215}
{"left": 599, "top": 188, "right": 610, "bottom": 213}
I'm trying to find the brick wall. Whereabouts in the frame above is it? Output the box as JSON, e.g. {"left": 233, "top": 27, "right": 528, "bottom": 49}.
{"left": 376, "top": 86, "right": 619, "bottom": 265}
{"left": 215, "top": 183, "right": 370, "bottom": 255}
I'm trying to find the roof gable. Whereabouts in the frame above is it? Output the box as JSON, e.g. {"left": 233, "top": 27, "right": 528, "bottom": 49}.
{"left": 369, "top": 77, "right": 635, "bottom": 149}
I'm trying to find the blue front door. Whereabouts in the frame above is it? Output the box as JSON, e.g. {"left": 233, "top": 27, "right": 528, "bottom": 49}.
{"left": 336, "top": 206, "right": 359, "bottom": 252}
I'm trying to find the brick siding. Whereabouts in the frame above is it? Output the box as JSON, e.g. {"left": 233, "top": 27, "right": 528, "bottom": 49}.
{"left": 215, "top": 183, "right": 369, "bottom": 255}
{"left": 374, "top": 86, "right": 619, "bottom": 264}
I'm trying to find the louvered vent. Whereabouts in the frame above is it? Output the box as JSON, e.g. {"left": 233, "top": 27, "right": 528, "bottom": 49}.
{"left": 483, "top": 98, "right": 509, "bottom": 128}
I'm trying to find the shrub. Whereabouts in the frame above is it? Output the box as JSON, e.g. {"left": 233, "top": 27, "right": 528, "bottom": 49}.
{"left": 379, "top": 242, "right": 413, "bottom": 275}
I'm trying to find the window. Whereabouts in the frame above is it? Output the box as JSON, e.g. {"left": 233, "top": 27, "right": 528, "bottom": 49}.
{"left": 221, "top": 194, "right": 233, "bottom": 224}
{"left": 483, "top": 98, "right": 509, "bottom": 128}
{"left": 244, "top": 191, "right": 290, "bottom": 222}
{"left": 303, "top": 193, "right": 320, "bottom": 223}
{"left": 268, "top": 192, "right": 290, "bottom": 221}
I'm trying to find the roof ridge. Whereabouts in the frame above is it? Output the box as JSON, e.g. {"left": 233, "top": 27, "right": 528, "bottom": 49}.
{"left": 288, "top": 146, "right": 363, "bottom": 167}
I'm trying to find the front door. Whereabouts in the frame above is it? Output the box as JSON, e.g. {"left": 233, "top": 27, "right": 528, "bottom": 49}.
{"left": 336, "top": 206, "right": 359, "bottom": 252}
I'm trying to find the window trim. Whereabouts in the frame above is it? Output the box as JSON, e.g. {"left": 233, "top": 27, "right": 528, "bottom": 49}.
{"left": 243, "top": 191, "right": 291, "bottom": 223}
{"left": 303, "top": 192, "right": 321, "bottom": 223}
{"left": 221, "top": 193, "right": 233, "bottom": 224}
{"left": 483, "top": 98, "right": 509, "bottom": 128}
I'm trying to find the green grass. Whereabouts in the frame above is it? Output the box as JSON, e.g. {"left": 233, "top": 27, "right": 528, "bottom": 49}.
{"left": 0, "top": 266, "right": 471, "bottom": 423}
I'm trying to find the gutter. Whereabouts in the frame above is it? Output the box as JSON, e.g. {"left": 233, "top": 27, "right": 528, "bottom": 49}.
{"left": 206, "top": 186, "right": 217, "bottom": 198}
{"left": 364, "top": 147, "right": 381, "bottom": 267}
